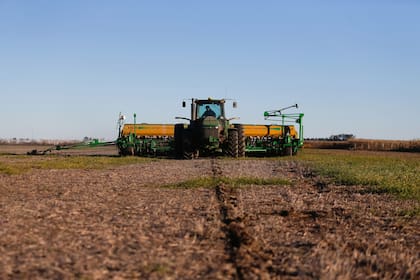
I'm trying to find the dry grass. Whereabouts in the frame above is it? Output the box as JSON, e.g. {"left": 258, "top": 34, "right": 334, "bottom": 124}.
{"left": 350, "top": 139, "right": 420, "bottom": 152}
{"left": 0, "top": 155, "right": 153, "bottom": 175}
{"left": 305, "top": 139, "right": 420, "bottom": 152}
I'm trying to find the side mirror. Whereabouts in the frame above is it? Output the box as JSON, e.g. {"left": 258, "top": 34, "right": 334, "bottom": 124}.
{"left": 182, "top": 101, "right": 186, "bottom": 108}
{"left": 233, "top": 101, "right": 237, "bottom": 108}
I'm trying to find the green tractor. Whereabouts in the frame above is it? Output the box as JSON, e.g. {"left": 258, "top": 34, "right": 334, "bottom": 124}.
{"left": 174, "top": 98, "right": 245, "bottom": 159}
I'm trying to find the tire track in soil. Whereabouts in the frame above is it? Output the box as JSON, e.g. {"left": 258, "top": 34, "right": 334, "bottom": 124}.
{"left": 211, "top": 159, "right": 272, "bottom": 280}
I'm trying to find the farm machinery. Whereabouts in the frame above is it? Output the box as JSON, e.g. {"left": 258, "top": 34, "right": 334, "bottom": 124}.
{"left": 244, "top": 104, "right": 304, "bottom": 156}
{"left": 174, "top": 98, "right": 243, "bottom": 159}
{"left": 116, "top": 98, "right": 304, "bottom": 158}
{"left": 116, "top": 98, "right": 241, "bottom": 158}
{"left": 116, "top": 113, "right": 174, "bottom": 156}
{"left": 27, "top": 139, "right": 115, "bottom": 155}
{"left": 27, "top": 98, "right": 303, "bottom": 157}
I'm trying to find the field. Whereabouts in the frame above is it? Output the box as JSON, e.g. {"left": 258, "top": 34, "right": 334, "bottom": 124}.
{"left": 0, "top": 145, "right": 419, "bottom": 279}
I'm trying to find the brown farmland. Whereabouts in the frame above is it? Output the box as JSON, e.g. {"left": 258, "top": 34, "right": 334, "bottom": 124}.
{"left": 0, "top": 146, "right": 419, "bottom": 279}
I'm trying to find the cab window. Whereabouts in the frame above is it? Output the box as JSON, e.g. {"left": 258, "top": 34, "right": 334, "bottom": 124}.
{"left": 198, "top": 103, "right": 221, "bottom": 118}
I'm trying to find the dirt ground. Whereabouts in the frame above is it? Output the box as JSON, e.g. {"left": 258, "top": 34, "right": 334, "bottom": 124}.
{"left": 0, "top": 152, "right": 418, "bottom": 279}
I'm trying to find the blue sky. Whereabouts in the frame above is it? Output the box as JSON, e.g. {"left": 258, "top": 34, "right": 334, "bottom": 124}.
{"left": 1, "top": 0, "right": 419, "bottom": 140}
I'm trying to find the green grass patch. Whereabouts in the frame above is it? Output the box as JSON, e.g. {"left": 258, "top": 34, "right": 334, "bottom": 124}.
{"left": 221, "top": 176, "right": 291, "bottom": 187}
{"left": 0, "top": 163, "right": 20, "bottom": 175}
{"left": 143, "top": 263, "right": 171, "bottom": 276}
{"left": 296, "top": 149, "right": 420, "bottom": 201}
{"left": 163, "top": 177, "right": 216, "bottom": 189}
{"left": 397, "top": 207, "right": 420, "bottom": 217}
{"left": 0, "top": 155, "right": 153, "bottom": 175}
{"left": 162, "top": 176, "right": 291, "bottom": 189}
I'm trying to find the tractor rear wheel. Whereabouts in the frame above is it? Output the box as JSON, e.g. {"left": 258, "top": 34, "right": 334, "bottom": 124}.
{"left": 183, "top": 149, "right": 193, "bottom": 159}
{"left": 227, "top": 129, "right": 239, "bottom": 158}
{"left": 234, "top": 124, "right": 246, "bottom": 157}
{"left": 182, "top": 130, "right": 194, "bottom": 159}
{"left": 174, "top": 123, "right": 184, "bottom": 159}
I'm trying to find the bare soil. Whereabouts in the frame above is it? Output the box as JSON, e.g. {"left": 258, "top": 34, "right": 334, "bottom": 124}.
{"left": 0, "top": 154, "right": 418, "bottom": 279}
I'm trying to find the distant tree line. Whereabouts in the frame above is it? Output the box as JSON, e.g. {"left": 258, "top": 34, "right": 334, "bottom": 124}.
{"left": 305, "top": 134, "right": 355, "bottom": 141}
{"left": 0, "top": 137, "right": 99, "bottom": 145}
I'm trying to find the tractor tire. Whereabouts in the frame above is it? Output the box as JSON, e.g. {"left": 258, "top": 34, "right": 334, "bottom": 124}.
{"left": 174, "top": 123, "right": 184, "bottom": 159}
{"left": 234, "top": 124, "right": 246, "bottom": 157}
{"left": 182, "top": 130, "right": 194, "bottom": 159}
{"left": 183, "top": 149, "right": 193, "bottom": 159}
{"left": 227, "top": 129, "right": 239, "bottom": 158}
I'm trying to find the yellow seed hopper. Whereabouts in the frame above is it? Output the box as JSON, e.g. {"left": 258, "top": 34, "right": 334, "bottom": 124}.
{"left": 121, "top": 124, "right": 175, "bottom": 137}
{"left": 242, "top": 124, "right": 298, "bottom": 138}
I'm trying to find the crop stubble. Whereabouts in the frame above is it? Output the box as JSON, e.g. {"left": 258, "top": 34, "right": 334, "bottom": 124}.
{"left": 0, "top": 157, "right": 419, "bottom": 279}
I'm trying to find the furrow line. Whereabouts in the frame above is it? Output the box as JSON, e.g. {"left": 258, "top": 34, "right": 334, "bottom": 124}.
{"left": 211, "top": 159, "right": 271, "bottom": 280}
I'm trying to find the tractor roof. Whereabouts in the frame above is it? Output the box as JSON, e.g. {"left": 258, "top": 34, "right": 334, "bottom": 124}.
{"left": 195, "top": 98, "right": 225, "bottom": 104}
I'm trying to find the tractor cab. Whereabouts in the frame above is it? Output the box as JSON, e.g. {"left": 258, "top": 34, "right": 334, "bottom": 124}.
{"left": 190, "top": 99, "right": 226, "bottom": 150}
{"left": 192, "top": 99, "right": 225, "bottom": 120}
{"left": 182, "top": 98, "right": 230, "bottom": 120}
